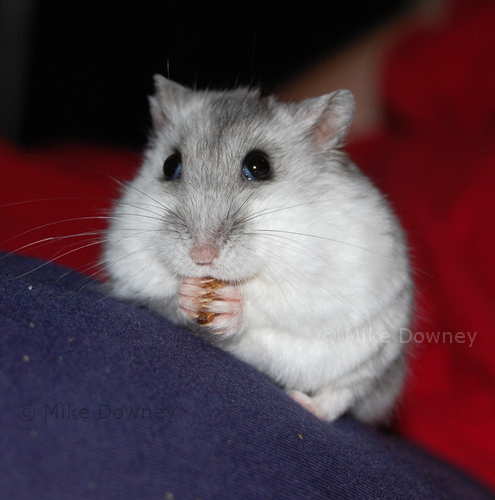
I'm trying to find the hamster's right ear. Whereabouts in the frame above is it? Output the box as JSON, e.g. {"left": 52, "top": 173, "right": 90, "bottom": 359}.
{"left": 149, "top": 75, "right": 192, "bottom": 129}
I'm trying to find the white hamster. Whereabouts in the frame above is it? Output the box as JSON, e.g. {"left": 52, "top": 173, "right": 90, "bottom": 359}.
{"left": 103, "top": 75, "right": 412, "bottom": 423}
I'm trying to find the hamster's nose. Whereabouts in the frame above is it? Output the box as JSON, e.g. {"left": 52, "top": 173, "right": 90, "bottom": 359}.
{"left": 190, "top": 244, "right": 219, "bottom": 265}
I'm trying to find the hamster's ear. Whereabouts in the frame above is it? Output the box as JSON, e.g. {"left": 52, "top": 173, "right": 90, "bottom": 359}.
{"left": 149, "top": 75, "right": 192, "bottom": 129}
{"left": 291, "top": 90, "right": 355, "bottom": 150}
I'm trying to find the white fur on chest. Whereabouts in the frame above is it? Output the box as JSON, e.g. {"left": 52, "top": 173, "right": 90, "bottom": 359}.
{"left": 226, "top": 267, "right": 409, "bottom": 394}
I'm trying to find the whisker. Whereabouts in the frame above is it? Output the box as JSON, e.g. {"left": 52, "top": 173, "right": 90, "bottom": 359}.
{"left": 253, "top": 229, "right": 375, "bottom": 253}
{"left": 0, "top": 196, "right": 104, "bottom": 209}
{"left": 111, "top": 179, "right": 188, "bottom": 230}
{"left": 115, "top": 201, "right": 166, "bottom": 220}
{"left": 1, "top": 208, "right": 177, "bottom": 251}
{"left": 0, "top": 231, "right": 106, "bottom": 260}
{"left": 54, "top": 227, "right": 164, "bottom": 282}
{"left": 12, "top": 240, "right": 105, "bottom": 279}
{"left": 110, "top": 176, "right": 172, "bottom": 215}
{"left": 230, "top": 190, "right": 257, "bottom": 222}
{"left": 1, "top": 217, "right": 115, "bottom": 246}
{"left": 89, "top": 246, "right": 164, "bottom": 301}
{"left": 236, "top": 199, "right": 332, "bottom": 225}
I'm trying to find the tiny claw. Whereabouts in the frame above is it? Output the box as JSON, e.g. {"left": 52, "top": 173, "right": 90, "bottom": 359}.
{"left": 196, "top": 310, "right": 218, "bottom": 325}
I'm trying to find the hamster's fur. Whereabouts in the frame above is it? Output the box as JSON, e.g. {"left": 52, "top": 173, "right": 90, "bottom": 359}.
{"left": 103, "top": 76, "right": 412, "bottom": 423}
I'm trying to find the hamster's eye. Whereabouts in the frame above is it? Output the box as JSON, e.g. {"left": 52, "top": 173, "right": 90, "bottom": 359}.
{"left": 162, "top": 151, "right": 182, "bottom": 181}
{"left": 241, "top": 150, "right": 271, "bottom": 181}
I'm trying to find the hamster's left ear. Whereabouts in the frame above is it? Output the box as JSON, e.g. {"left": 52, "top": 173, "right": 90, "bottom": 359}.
{"left": 289, "top": 90, "right": 355, "bottom": 150}
{"left": 149, "top": 75, "right": 192, "bottom": 129}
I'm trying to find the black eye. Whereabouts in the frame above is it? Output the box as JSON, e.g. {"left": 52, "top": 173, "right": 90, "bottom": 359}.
{"left": 162, "top": 151, "right": 182, "bottom": 181}
{"left": 241, "top": 150, "right": 271, "bottom": 181}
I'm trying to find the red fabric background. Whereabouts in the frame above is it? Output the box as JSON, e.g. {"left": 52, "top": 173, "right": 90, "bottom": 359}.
{"left": 0, "top": 143, "right": 140, "bottom": 278}
{"left": 1, "top": 0, "right": 494, "bottom": 489}
{"left": 348, "top": 0, "right": 495, "bottom": 487}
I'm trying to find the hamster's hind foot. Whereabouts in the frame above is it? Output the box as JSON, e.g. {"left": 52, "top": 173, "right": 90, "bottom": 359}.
{"left": 288, "top": 387, "right": 355, "bottom": 422}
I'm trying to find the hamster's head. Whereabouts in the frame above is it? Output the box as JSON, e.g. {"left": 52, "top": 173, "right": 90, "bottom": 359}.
{"left": 105, "top": 76, "right": 357, "bottom": 297}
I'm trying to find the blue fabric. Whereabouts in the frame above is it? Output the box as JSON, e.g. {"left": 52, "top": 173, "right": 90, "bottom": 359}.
{"left": 1, "top": 253, "right": 493, "bottom": 500}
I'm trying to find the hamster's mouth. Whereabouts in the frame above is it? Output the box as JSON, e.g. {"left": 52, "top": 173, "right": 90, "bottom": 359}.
{"left": 178, "top": 268, "right": 256, "bottom": 286}
{"left": 169, "top": 253, "right": 259, "bottom": 283}
{"left": 176, "top": 263, "right": 254, "bottom": 284}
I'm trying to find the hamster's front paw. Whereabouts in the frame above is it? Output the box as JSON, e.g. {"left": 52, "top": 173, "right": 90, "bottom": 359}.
{"left": 178, "top": 277, "right": 242, "bottom": 337}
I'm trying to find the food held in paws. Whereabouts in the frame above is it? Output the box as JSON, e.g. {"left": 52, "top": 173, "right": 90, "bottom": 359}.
{"left": 196, "top": 277, "right": 226, "bottom": 325}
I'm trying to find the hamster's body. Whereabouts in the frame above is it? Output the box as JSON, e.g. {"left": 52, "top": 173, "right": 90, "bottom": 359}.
{"left": 104, "top": 77, "right": 412, "bottom": 423}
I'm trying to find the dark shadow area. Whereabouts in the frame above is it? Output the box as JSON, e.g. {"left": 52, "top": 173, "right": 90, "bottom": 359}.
{"left": 1, "top": 0, "right": 412, "bottom": 148}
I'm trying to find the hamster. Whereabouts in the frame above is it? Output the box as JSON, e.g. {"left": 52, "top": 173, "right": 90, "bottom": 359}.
{"left": 103, "top": 75, "right": 412, "bottom": 424}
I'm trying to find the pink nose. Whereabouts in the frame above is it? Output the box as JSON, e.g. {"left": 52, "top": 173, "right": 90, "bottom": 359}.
{"left": 190, "top": 244, "right": 219, "bottom": 265}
